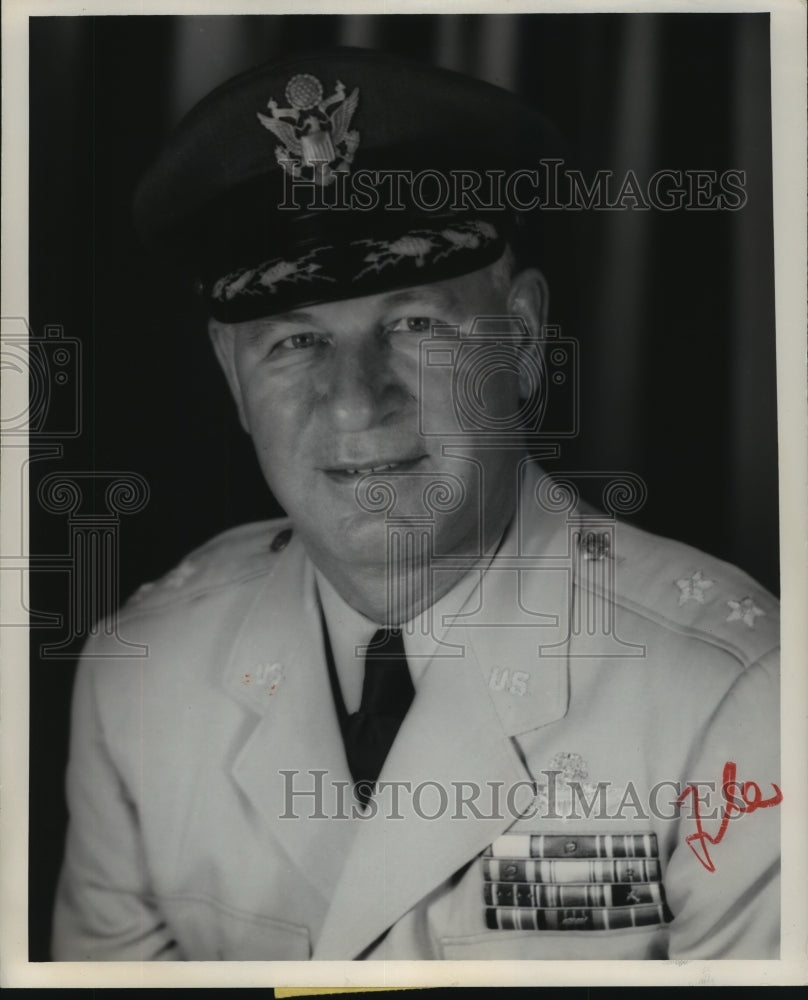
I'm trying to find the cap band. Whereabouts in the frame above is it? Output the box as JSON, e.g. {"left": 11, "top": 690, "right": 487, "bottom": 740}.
{"left": 207, "top": 218, "right": 504, "bottom": 322}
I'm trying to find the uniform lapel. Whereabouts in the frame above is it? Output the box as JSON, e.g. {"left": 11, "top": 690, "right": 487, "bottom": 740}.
{"left": 221, "top": 541, "right": 360, "bottom": 901}
{"left": 311, "top": 627, "right": 536, "bottom": 959}
{"left": 444, "top": 476, "right": 573, "bottom": 737}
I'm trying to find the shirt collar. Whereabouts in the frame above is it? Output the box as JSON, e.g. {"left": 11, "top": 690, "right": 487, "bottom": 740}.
{"left": 316, "top": 566, "right": 488, "bottom": 713}
{"left": 314, "top": 508, "right": 514, "bottom": 713}
{"left": 314, "top": 568, "right": 382, "bottom": 713}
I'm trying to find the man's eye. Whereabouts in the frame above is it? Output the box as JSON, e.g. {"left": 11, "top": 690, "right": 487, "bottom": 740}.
{"left": 388, "top": 317, "right": 434, "bottom": 334}
{"left": 275, "top": 332, "right": 323, "bottom": 352}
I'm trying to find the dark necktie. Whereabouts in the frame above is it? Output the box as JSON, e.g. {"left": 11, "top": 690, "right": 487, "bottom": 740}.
{"left": 344, "top": 628, "right": 415, "bottom": 806}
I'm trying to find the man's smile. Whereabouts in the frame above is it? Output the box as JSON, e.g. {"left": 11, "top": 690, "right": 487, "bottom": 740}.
{"left": 322, "top": 454, "right": 428, "bottom": 481}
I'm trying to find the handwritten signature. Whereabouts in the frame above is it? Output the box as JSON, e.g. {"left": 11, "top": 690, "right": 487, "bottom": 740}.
{"left": 676, "top": 760, "right": 782, "bottom": 872}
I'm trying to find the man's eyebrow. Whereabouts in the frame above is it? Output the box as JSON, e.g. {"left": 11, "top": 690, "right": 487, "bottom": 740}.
{"left": 243, "top": 311, "right": 317, "bottom": 341}
{"left": 382, "top": 286, "right": 461, "bottom": 311}
{"left": 261, "top": 310, "right": 318, "bottom": 327}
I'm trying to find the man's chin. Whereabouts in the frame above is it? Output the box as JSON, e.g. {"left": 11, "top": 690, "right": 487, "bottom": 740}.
{"left": 302, "top": 509, "right": 392, "bottom": 569}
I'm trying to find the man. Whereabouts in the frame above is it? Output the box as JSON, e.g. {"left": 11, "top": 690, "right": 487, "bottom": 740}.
{"left": 52, "top": 48, "right": 780, "bottom": 961}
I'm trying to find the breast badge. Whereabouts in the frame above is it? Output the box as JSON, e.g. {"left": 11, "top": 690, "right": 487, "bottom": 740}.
{"left": 481, "top": 752, "right": 672, "bottom": 931}
{"left": 482, "top": 831, "right": 671, "bottom": 931}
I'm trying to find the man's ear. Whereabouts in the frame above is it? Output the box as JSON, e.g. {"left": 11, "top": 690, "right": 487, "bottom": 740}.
{"left": 208, "top": 319, "right": 250, "bottom": 433}
{"left": 507, "top": 268, "right": 549, "bottom": 398}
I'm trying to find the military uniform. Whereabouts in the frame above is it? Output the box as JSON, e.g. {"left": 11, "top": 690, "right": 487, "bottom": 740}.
{"left": 52, "top": 465, "right": 779, "bottom": 960}
{"left": 53, "top": 47, "right": 780, "bottom": 962}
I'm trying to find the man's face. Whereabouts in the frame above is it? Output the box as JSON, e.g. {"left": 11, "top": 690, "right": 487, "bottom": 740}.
{"left": 210, "top": 259, "right": 545, "bottom": 586}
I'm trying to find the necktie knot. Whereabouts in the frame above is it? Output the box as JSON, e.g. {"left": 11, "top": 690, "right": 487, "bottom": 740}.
{"left": 358, "top": 628, "right": 415, "bottom": 716}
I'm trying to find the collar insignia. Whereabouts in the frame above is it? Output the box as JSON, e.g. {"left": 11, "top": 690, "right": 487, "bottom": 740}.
{"left": 257, "top": 73, "right": 360, "bottom": 186}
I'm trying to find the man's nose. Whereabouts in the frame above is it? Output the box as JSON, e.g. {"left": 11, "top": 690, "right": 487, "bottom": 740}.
{"left": 324, "top": 342, "right": 405, "bottom": 432}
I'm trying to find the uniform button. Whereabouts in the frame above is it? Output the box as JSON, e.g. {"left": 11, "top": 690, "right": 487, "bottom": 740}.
{"left": 270, "top": 527, "right": 292, "bottom": 552}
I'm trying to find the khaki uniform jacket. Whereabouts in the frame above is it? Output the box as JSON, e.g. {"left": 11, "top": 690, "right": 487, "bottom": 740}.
{"left": 52, "top": 481, "right": 780, "bottom": 961}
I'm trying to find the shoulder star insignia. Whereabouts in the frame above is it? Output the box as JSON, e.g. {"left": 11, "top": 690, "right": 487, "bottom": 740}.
{"left": 163, "top": 560, "right": 196, "bottom": 589}
{"left": 726, "top": 596, "right": 765, "bottom": 629}
{"left": 130, "top": 581, "right": 156, "bottom": 604}
{"left": 676, "top": 569, "right": 715, "bottom": 605}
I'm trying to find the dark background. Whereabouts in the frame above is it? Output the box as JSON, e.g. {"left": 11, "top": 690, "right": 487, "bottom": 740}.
{"left": 28, "top": 13, "right": 778, "bottom": 960}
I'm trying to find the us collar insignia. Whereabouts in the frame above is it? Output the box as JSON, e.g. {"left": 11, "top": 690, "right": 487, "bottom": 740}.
{"left": 257, "top": 73, "right": 360, "bottom": 186}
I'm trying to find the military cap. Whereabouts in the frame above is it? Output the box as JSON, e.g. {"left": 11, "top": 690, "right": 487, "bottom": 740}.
{"left": 133, "top": 47, "right": 560, "bottom": 323}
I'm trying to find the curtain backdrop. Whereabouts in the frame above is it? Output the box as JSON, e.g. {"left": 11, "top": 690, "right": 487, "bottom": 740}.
{"left": 28, "top": 13, "right": 778, "bottom": 958}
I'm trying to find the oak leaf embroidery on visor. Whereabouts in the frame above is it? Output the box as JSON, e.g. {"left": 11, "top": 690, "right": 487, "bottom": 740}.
{"left": 352, "top": 220, "right": 501, "bottom": 281}
{"left": 211, "top": 247, "right": 336, "bottom": 304}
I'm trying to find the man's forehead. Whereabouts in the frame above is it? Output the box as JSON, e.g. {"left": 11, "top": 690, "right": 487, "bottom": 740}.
{"left": 255, "top": 278, "right": 469, "bottom": 328}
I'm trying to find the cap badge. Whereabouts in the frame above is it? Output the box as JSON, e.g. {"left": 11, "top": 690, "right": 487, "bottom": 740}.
{"left": 257, "top": 73, "right": 360, "bottom": 186}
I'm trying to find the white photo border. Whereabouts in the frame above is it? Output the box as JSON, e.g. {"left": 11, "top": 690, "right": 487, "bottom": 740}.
{"left": 2, "top": 0, "right": 806, "bottom": 988}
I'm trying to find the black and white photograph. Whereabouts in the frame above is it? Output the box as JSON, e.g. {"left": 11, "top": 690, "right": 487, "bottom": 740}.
{"left": 2, "top": 0, "right": 807, "bottom": 988}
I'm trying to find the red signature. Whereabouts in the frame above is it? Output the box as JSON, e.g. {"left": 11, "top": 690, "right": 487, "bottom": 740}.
{"left": 676, "top": 760, "right": 782, "bottom": 872}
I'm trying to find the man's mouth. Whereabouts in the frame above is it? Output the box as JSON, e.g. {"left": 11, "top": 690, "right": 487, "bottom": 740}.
{"left": 324, "top": 455, "right": 426, "bottom": 480}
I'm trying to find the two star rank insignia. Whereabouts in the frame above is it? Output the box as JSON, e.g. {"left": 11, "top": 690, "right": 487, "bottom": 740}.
{"left": 675, "top": 569, "right": 766, "bottom": 630}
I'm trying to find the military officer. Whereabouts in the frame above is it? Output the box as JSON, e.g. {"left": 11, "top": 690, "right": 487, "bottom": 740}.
{"left": 52, "top": 48, "right": 780, "bottom": 962}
